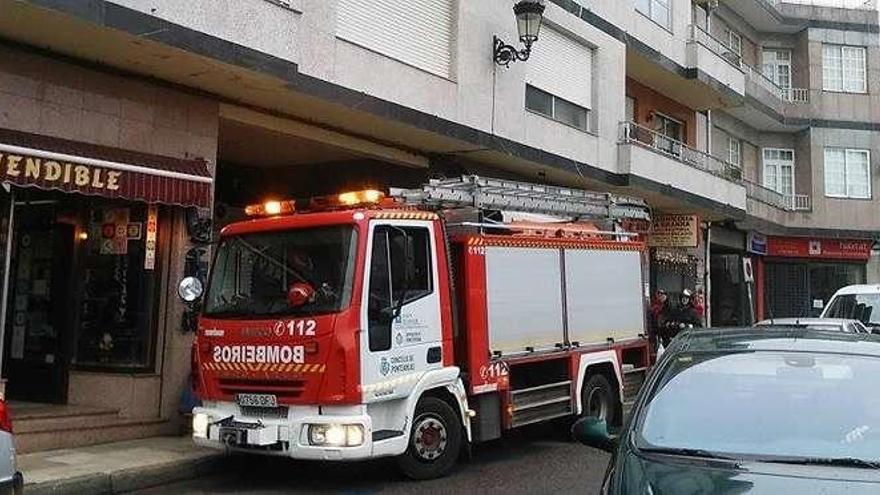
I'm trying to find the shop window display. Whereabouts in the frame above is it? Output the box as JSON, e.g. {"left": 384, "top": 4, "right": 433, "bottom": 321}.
{"left": 74, "top": 205, "right": 158, "bottom": 369}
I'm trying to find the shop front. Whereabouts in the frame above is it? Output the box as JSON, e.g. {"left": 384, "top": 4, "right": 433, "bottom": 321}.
{"left": 0, "top": 129, "right": 212, "bottom": 405}
{"left": 756, "top": 235, "right": 873, "bottom": 319}
{"left": 709, "top": 227, "right": 753, "bottom": 327}
{"left": 648, "top": 214, "right": 706, "bottom": 324}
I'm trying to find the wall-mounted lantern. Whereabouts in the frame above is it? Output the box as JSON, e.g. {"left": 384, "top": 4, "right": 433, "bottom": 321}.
{"left": 493, "top": 0, "right": 546, "bottom": 67}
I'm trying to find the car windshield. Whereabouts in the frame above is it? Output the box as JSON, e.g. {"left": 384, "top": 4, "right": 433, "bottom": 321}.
{"left": 636, "top": 351, "right": 880, "bottom": 463}
{"left": 204, "top": 226, "right": 357, "bottom": 318}
{"left": 824, "top": 294, "right": 880, "bottom": 326}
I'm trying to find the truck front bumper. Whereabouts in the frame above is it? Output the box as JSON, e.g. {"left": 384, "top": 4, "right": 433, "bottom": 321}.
{"left": 191, "top": 403, "right": 376, "bottom": 461}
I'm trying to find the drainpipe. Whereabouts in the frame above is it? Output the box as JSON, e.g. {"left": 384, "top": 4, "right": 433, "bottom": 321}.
{"left": 705, "top": 222, "right": 712, "bottom": 327}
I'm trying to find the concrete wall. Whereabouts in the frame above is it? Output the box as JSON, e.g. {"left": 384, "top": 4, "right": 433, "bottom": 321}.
{"left": 109, "top": 0, "right": 302, "bottom": 64}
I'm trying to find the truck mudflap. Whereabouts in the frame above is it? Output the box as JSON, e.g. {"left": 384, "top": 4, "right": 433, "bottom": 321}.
{"left": 192, "top": 404, "right": 378, "bottom": 461}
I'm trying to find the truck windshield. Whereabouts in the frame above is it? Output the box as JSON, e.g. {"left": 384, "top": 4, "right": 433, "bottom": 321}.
{"left": 824, "top": 294, "right": 880, "bottom": 326}
{"left": 204, "top": 226, "right": 357, "bottom": 318}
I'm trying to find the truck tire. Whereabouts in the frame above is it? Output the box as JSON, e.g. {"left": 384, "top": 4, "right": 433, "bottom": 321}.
{"left": 581, "top": 373, "right": 621, "bottom": 426}
{"left": 397, "top": 397, "right": 462, "bottom": 480}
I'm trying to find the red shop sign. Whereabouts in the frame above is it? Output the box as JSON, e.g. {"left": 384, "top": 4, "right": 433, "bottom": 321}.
{"left": 766, "top": 237, "right": 873, "bottom": 261}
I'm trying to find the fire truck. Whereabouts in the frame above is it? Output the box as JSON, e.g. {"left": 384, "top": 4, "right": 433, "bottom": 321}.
{"left": 181, "top": 175, "right": 652, "bottom": 479}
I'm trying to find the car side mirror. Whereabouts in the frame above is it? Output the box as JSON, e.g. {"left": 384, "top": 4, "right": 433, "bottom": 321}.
{"left": 571, "top": 417, "right": 618, "bottom": 453}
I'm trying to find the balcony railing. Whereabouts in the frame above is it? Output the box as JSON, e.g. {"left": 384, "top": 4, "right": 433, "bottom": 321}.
{"left": 620, "top": 122, "right": 743, "bottom": 183}
{"left": 743, "top": 64, "right": 810, "bottom": 104}
{"left": 745, "top": 180, "right": 812, "bottom": 211}
{"left": 688, "top": 24, "right": 742, "bottom": 69}
{"left": 775, "top": 0, "right": 877, "bottom": 10}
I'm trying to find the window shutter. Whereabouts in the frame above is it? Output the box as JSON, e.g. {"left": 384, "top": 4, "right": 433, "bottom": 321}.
{"left": 337, "top": 0, "right": 454, "bottom": 78}
{"left": 526, "top": 27, "right": 593, "bottom": 109}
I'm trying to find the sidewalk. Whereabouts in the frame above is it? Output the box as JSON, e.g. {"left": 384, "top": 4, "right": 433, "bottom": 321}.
{"left": 19, "top": 436, "right": 226, "bottom": 494}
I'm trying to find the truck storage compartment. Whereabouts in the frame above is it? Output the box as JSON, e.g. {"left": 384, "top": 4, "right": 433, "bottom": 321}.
{"left": 485, "top": 247, "right": 564, "bottom": 355}
{"left": 482, "top": 244, "right": 645, "bottom": 356}
{"left": 565, "top": 249, "right": 645, "bottom": 344}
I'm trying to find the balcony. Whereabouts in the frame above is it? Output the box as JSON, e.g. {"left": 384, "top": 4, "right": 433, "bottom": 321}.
{"left": 743, "top": 65, "right": 809, "bottom": 105}
{"left": 618, "top": 122, "right": 746, "bottom": 211}
{"left": 745, "top": 180, "right": 812, "bottom": 211}
{"left": 686, "top": 25, "right": 746, "bottom": 97}
{"left": 721, "top": 0, "right": 877, "bottom": 34}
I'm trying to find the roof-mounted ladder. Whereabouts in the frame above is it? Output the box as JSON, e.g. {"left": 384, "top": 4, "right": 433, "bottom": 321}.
{"left": 390, "top": 175, "right": 650, "bottom": 221}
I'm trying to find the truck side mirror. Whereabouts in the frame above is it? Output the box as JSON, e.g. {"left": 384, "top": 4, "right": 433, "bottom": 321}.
{"left": 178, "top": 276, "right": 204, "bottom": 303}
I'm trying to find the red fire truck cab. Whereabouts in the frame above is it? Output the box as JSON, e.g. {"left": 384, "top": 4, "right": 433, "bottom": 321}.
{"left": 185, "top": 176, "right": 652, "bottom": 479}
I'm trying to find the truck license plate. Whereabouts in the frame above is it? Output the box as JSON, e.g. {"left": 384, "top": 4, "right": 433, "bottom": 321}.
{"left": 236, "top": 393, "right": 277, "bottom": 408}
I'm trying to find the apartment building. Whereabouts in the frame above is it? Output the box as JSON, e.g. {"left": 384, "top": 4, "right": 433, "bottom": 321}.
{"left": 0, "top": 0, "right": 876, "bottom": 449}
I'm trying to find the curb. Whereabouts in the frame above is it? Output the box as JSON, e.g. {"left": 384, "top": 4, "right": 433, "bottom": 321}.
{"left": 24, "top": 453, "right": 227, "bottom": 495}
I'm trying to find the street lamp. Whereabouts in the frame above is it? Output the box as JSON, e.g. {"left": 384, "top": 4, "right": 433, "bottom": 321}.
{"left": 493, "top": 0, "right": 546, "bottom": 68}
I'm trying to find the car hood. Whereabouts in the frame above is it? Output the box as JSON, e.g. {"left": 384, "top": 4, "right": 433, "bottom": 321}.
{"left": 619, "top": 451, "right": 880, "bottom": 494}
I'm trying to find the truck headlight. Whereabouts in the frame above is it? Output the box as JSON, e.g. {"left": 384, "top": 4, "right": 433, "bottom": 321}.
{"left": 308, "top": 424, "right": 364, "bottom": 447}
{"left": 193, "top": 413, "right": 210, "bottom": 438}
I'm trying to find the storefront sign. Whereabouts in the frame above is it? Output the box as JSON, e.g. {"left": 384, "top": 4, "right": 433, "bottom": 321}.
{"left": 766, "top": 236, "right": 873, "bottom": 261}
{"left": 144, "top": 205, "right": 158, "bottom": 270}
{"left": 649, "top": 215, "right": 699, "bottom": 248}
{"left": 0, "top": 153, "right": 121, "bottom": 190}
{"left": 747, "top": 232, "right": 767, "bottom": 255}
{"left": 0, "top": 142, "right": 212, "bottom": 207}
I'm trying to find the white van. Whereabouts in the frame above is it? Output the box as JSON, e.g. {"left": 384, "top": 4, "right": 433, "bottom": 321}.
{"left": 821, "top": 284, "right": 880, "bottom": 334}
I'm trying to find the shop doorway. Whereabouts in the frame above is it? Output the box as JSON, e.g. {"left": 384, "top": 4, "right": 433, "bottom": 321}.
{"left": 765, "top": 261, "right": 865, "bottom": 318}
{"left": 4, "top": 201, "right": 73, "bottom": 403}
{"left": 710, "top": 252, "right": 751, "bottom": 326}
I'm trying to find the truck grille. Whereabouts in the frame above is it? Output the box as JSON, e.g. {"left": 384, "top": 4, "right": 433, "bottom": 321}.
{"left": 218, "top": 378, "right": 306, "bottom": 399}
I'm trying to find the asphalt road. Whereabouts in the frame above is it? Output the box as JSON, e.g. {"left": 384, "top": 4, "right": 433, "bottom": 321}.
{"left": 133, "top": 423, "right": 611, "bottom": 494}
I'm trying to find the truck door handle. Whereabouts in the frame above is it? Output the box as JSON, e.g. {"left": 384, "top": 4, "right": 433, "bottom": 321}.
{"left": 427, "top": 346, "right": 442, "bottom": 364}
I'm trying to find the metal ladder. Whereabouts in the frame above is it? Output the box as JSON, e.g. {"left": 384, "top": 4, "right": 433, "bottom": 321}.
{"left": 390, "top": 175, "right": 650, "bottom": 221}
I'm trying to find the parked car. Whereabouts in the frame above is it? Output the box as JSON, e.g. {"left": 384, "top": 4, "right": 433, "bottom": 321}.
{"left": 755, "top": 317, "right": 870, "bottom": 334}
{"left": 0, "top": 400, "right": 21, "bottom": 495}
{"left": 821, "top": 284, "right": 880, "bottom": 333}
{"left": 574, "top": 328, "right": 880, "bottom": 494}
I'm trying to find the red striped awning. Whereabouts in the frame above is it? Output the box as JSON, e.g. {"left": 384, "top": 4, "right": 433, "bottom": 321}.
{"left": 0, "top": 128, "right": 212, "bottom": 207}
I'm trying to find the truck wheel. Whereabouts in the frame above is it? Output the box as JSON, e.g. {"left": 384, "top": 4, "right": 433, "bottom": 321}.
{"left": 397, "top": 397, "right": 462, "bottom": 480}
{"left": 581, "top": 373, "right": 621, "bottom": 426}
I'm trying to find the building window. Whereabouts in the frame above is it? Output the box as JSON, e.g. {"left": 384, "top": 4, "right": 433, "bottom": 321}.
{"left": 525, "top": 85, "right": 590, "bottom": 131}
{"left": 728, "top": 137, "right": 742, "bottom": 167}
{"left": 762, "top": 49, "right": 791, "bottom": 90}
{"left": 636, "top": 0, "right": 671, "bottom": 29}
{"left": 824, "top": 148, "right": 871, "bottom": 199}
{"left": 336, "top": 0, "right": 454, "bottom": 78}
{"left": 823, "top": 44, "right": 867, "bottom": 93}
{"left": 763, "top": 148, "right": 794, "bottom": 196}
{"left": 727, "top": 30, "right": 742, "bottom": 57}
{"left": 525, "top": 27, "right": 593, "bottom": 132}
{"left": 652, "top": 112, "right": 684, "bottom": 156}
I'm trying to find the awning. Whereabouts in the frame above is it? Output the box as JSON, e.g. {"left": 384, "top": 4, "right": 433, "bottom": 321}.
{"left": 0, "top": 128, "right": 212, "bottom": 207}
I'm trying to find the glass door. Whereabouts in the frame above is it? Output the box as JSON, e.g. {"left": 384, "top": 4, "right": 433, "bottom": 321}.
{"left": 763, "top": 148, "right": 795, "bottom": 199}
{"left": 4, "top": 202, "right": 73, "bottom": 403}
{"left": 762, "top": 49, "right": 792, "bottom": 98}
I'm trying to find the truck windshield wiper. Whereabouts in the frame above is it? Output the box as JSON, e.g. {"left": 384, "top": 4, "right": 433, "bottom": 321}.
{"left": 763, "top": 457, "right": 880, "bottom": 469}
{"left": 638, "top": 446, "right": 737, "bottom": 461}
